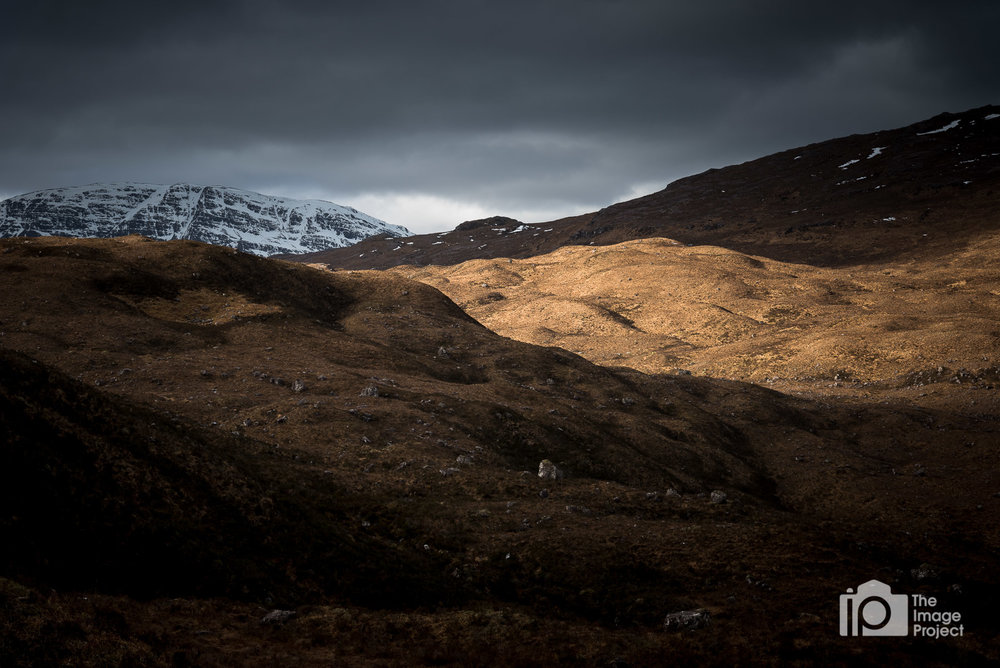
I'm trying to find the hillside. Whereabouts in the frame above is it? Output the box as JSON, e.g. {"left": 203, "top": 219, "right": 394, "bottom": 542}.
{"left": 0, "top": 183, "right": 407, "bottom": 256}
{"left": 295, "top": 105, "right": 1000, "bottom": 270}
{"left": 390, "top": 234, "right": 1000, "bottom": 413}
{"left": 1, "top": 236, "right": 999, "bottom": 665}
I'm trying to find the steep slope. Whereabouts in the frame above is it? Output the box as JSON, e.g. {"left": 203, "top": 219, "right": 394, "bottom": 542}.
{"left": 1, "top": 236, "right": 998, "bottom": 665}
{"left": 297, "top": 104, "right": 1000, "bottom": 269}
{"left": 0, "top": 183, "right": 408, "bottom": 256}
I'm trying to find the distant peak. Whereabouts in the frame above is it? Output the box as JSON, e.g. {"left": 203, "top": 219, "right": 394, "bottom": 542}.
{"left": 0, "top": 182, "right": 410, "bottom": 256}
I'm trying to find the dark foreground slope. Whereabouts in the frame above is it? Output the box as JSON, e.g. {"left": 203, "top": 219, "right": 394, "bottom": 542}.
{"left": 297, "top": 105, "right": 1000, "bottom": 270}
{"left": 1, "top": 236, "right": 998, "bottom": 665}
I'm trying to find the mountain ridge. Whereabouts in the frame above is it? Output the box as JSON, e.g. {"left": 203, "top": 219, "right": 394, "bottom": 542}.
{"left": 292, "top": 104, "right": 1000, "bottom": 269}
{"left": 0, "top": 182, "right": 408, "bottom": 256}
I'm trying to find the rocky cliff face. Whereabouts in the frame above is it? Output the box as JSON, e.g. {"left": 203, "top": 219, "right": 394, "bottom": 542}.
{"left": 0, "top": 183, "right": 409, "bottom": 256}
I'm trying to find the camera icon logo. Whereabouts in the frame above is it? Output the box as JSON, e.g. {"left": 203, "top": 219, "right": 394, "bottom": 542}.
{"left": 840, "top": 580, "right": 909, "bottom": 636}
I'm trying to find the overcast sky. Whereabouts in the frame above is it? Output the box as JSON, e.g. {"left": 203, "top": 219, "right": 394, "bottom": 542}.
{"left": 2, "top": 1, "right": 998, "bottom": 234}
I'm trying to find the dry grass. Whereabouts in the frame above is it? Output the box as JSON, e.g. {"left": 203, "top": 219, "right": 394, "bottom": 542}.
{"left": 390, "top": 235, "right": 1000, "bottom": 415}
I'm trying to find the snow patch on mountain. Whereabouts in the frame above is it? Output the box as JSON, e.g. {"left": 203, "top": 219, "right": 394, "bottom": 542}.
{"left": 0, "top": 183, "right": 410, "bottom": 256}
{"left": 917, "top": 119, "right": 961, "bottom": 135}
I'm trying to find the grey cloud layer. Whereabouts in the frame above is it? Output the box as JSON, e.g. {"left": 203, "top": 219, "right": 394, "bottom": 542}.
{"left": 2, "top": 0, "right": 998, "bottom": 227}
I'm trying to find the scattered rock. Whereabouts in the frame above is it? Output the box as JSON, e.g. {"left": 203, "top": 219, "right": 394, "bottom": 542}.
{"left": 439, "top": 467, "right": 460, "bottom": 477}
{"left": 538, "top": 459, "right": 564, "bottom": 480}
{"left": 745, "top": 574, "right": 772, "bottom": 590}
{"left": 260, "top": 609, "right": 296, "bottom": 625}
{"left": 709, "top": 490, "right": 728, "bottom": 504}
{"left": 348, "top": 409, "right": 374, "bottom": 422}
{"left": 292, "top": 379, "right": 307, "bottom": 393}
{"left": 456, "top": 454, "right": 474, "bottom": 465}
{"left": 911, "top": 563, "right": 938, "bottom": 581}
{"left": 663, "top": 608, "right": 711, "bottom": 631}
{"left": 360, "top": 385, "right": 379, "bottom": 397}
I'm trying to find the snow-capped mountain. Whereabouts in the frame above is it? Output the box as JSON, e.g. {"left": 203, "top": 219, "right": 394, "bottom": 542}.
{"left": 0, "top": 183, "right": 409, "bottom": 256}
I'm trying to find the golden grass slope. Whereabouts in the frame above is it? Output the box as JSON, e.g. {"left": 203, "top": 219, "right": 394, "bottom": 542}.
{"left": 391, "top": 235, "right": 1000, "bottom": 407}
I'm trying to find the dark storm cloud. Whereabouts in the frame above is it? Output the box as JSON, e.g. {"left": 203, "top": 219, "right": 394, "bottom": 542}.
{"left": 2, "top": 0, "right": 998, "bottom": 231}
